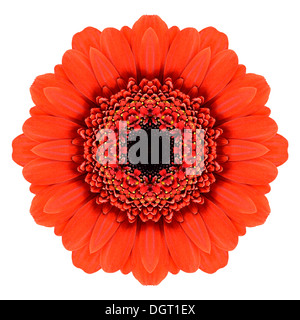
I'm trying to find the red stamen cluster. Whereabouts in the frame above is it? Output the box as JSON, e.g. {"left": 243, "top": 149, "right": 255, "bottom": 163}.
{"left": 78, "top": 78, "right": 223, "bottom": 222}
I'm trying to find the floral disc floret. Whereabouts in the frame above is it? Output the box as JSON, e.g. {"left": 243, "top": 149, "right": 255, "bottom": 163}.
{"left": 78, "top": 78, "right": 223, "bottom": 222}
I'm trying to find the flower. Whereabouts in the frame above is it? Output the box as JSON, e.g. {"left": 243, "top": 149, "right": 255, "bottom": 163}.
{"left": 12, "top": 15, "right": 288, "bottom": 285}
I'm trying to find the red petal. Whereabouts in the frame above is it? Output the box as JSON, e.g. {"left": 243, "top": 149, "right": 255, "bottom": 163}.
{"left": 132, "top": 260, "right": 169, "bottom": 286}
{"left": 220, "top": 116, "right": 278, "bottom": 142}
{"left": 220, "top": 158, "right": 278, "bottom": 185}
{"left": 231, "top": 64, "right": 246, "bottom": 81}
{"left": 226, "top": 208, "right": 269, "bottom": 228}
{"left": 30, "top": 74, "right": 73, "bottom": 114}
{"left": 209, "top": 87, "right": 257, "bottom": 121}
{"left": 23, "top": 158, "right": 81, "bottom": 185}
{"left": 12, "top": 134, "right": 38, "bottom": 167}
{"left": 29, "top": 106, "right": 49, "bottom": 116}
{"left": 198, "top": 49, "right": 238, "bottom": 102}
{"left": 72, "top": 27, "right": 101, "bottom": 56}
{"left": 54, "top": 64, "right": 71, "bottom": 83}
{"left": 62, "top": 49, "right": 101, "bottom": 101}
{"left": 62, "top": 198, "right": 100, "bottom": 251}
{"left": 120, "top": 254, "right": 132, "bottom": 275}
{"left": 245, "top": 185, "right": 271, "bottom": 214}
{"left": 90, "top": 47, "right": 123, "bottom": 95}
{"left": 30, "top": 184, "right": 76, "bottom": 227}
{"left": 200, "top": 198, "right": 239, "bottom": 251}
{"left": 23, "top": 115, "right": 80, "bottom": 142}
{"left": 168, "top": 26, "right": 180, "bottom": 46}
{"left": 43, "top": 87, "right": 90, "bottom": 121}
{"left": 31, "top": 139, "right": 81, "bottom": 161}
{"left": 219, "top": 139, "right": 269, "bottom": 161}
{"left": 89, "top": 207, "right": 120, "bottom": 253}
{"left": 164, "top": 220, "right": 200, "bottom": 272}
{"left": 31, "top": 208, "right": 72, "bottom": 229}
{"left": 209, "top": 179, "right": 256, "bottom": 214}
{"left": 54, "top": 217, "right": 70, "bottom": 236}
{"left": 199, "top": 27, "right": 228, "bottom": 56}
{"left": 164, "top": 28, "right": 200, "bottom": 80}
{"left": 180, "top": 208, "right": 211, "bottom": 253}
{"left": 239, "top": 74, "right": 270, "bottom": 111}
{"left": 224, "top": 73, "right": 270, "bottom": 114}
{"left": 169, "top": 255, "right": 180, "bottom": 274}
{"left": 254, "top": 184, "right": 271, "bottom": 194}
{"left": 132, "top": 233, "right": 169, "bottom": 286}
{"left": 138, "top": 221, "right": 162, "bottom": 273}
{"left": 30, "top": 184, "right": 48, "bottom": 194}
{"left": 131, "top": 15, "right": 169, "bottom": 65}
{"left": 180, "top": 48, "right": 211, "bottom": 92}
{"left": 72, "top": 244, "right": 101, "bottom": 274}
{"left": 253, "top": 106, "right": 271, "bottom": 116}
{"left": 30, "top": 74, "right": 54, "bottom": 110}
{"left": 231, "top": 219, "right": 247, "bottom": 236}
{"left": 100, "top": 28, "right": 136, "bottom": 80}
{"left": 138, "top": 28, "right": 161, "bottom": 80}
{"left": 120, "top": 26, "right": 132, "bottom": 45}
{"left": 199, "top": 244, "right": 228, "bottom": 274}
{"left": 44, "top": 180, "right": 91, "bottom": 213}
{"left": 30, "top": 185, "right": 59, "bottom": 227}
{"left": 224, "top": 185, "right": 270, "bottom": 228}
{"left": 263, "top": 134, "right": 289, "bottom": 167}
{"left": 100, "top": 220, "right": 137, "bottom": 273}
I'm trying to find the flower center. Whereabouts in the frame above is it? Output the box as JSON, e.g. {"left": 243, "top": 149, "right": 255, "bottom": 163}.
{"left": 125, "top": 121, "right": 176, "bottom": 179}
{"left": 78, "top": 78, "right": 223, "bottom": 222}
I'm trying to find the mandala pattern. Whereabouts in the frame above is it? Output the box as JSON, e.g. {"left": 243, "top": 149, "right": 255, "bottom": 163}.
{"left": 12, "top": 15, "right": 288, "bottom": 284}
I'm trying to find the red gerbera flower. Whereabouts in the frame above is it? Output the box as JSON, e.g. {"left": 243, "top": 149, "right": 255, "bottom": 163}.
{"left": 12, "top": 15, "right": 288, "bottom": 285}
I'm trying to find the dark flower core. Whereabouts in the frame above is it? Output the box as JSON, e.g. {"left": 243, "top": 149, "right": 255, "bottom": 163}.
{"left": 78, "top": 78, "right": 223, "bottom": 222}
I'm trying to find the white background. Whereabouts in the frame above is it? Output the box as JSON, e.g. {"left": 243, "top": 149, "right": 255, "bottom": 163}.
{"left": 1, "top": 0, "right": 299, "bottom": 300}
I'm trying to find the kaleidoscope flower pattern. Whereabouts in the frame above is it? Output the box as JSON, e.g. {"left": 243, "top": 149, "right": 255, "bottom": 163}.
{"left": 12, "top": 15, "right": 288, "bottom": 285}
